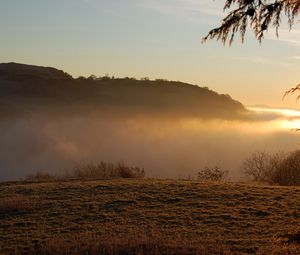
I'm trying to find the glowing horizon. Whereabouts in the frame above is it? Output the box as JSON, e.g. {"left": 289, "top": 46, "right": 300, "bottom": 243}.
{"left": 247, "top": 106, "right": 300, "bottom": 118}
{"left": 248, "top": 106, "right": 300, "bottom": 131}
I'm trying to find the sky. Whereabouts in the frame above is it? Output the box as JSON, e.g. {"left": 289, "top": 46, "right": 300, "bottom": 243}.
{"left": 1, "top": 0, "right": 300, "bottom": 108}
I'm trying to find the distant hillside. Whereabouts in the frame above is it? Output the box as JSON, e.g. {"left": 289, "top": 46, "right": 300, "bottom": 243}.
{"left": 0, "top": 62, "right": 72, "bottom": 80}
{"left": 0, "top": 63, "right": 247, "bottom": 119}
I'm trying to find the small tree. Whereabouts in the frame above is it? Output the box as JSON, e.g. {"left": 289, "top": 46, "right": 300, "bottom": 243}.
{"left": 241, "top": 151, "right": 284, "bottom": 183}
{"left": 87, "top": 74, "right": 97, "bottom": 80}
{"left": 197, "top": 166, "right": 228, "bottom": 181}
{"left": 242, "top": 151, "right": 272, "bottom": 182}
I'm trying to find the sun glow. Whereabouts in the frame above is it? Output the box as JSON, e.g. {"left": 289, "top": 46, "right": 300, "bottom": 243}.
{"left": 248, "top": 107, "right": 300, "bottom": 117}
{"left": 276, "top": 119, "right": 300, "bottom": 130}
{"left": 248, "top": 106, "right": 300, "bottom": 131}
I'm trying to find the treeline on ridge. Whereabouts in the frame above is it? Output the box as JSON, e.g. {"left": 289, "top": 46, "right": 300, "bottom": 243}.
{"left": 0, "top": 63, "right": 246, "bottom": 119}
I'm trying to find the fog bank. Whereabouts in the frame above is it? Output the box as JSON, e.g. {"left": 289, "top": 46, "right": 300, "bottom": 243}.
{"left": 1, "top": 107, "right": 300, "bottom": 181}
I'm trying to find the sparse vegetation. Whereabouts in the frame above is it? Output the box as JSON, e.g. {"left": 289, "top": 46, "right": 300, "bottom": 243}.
{"left": 272, "top": 150, "right": 300, "bottom": 186}
{"left": 26, "top": 172, "right": 57, "bottom": 181}
{"left": 242, "top": 150, "right": 300, "bottom": 186}
{"left": 70, "top": 161, "right": 145, "bottom": 180}
{"left": 241, "top": 151, "right": 283, "bottom": 183}
{"left": 25, "top": 161, "right": 145, "bottom": 182}
{"left": 197, "top": 166, "right": 228, "bottom": 181}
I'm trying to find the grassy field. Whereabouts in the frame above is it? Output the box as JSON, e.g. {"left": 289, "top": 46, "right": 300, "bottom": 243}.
{"left": 1, "top": 179, "right": 300, "bottom": 254}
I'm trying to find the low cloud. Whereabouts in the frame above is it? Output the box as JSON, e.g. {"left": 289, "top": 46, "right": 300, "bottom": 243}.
{"left": 1, "top": 108, "right": 300, "bottom": 181}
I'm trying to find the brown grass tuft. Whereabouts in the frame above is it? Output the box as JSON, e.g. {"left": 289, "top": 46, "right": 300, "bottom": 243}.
{"left": 0, "top": 195, "right": 33, "bottom": 214}
{"left": 257, "top": 229, "right": 300, "bottom": 255}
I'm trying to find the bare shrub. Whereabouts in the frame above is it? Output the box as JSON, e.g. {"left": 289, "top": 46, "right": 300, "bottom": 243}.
{"left": 71, "top": 162, "right": 115, "bottom": 179}
{"left": 241, "top": 150, "right": 300, "bottom": 186}
{"left": 25, "top": 162, "right": 145, "bottom": 181}
{"left": 70, "top": 161, "right": 145, "bottom": 180}
{"left": 197, "top": 166, "right": 228, "bottom": 181}
{"left": 116, "top": 162, "right": 145, "bottom": 178}
{"left": 0, "top": 195, "right": 33, "bottom": 214}
{"left": 25, "top": 172, "right": 56, "bottom": 181}
{"left": 272, "top": 150, "right": 300, "bottom": 186}
{"left": 241, "top": 151, "right": 281, "bottom": 183}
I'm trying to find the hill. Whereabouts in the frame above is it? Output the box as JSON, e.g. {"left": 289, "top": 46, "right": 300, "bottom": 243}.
{"left": 0, "top": 63, "right": 247, "bottom": 119}
{"left": 1, "top": 179, "right": 300, "bottom": 254}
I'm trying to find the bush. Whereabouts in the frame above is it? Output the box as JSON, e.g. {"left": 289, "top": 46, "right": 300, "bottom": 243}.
{"left": 241, "top": 151, "right": 283, "bottom": 183}
{"left": 70, "top": 161, "right": 145, "bottom": 180}
{"left": 272, "top": 150, "right": 300, "bottom": 186}
{"left": 25, "top": 172, "right": 56, "bottom": 181}
{"left": 241, "top": 150, "right": 300, "bottom": 186}
{"left": 197, "top": 166, "right": 228, "bottom": 181}
{"left": 25, "top": 162, "right": 145, "bottom": 181}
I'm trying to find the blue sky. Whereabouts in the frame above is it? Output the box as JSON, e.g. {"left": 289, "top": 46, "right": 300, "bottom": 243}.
{"left": 1, "top": 0, "right": 300, "bottom": 107}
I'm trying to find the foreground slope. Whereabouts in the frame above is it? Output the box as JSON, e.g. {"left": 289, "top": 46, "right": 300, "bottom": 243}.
{"left": 1, "top": 179, "right": 300, "bottom": 254}
{"left": 0, "top": 62, "right": 247, "bottom": 119}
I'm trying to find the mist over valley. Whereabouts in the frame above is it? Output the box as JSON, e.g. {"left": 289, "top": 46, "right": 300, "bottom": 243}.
{"left": 0, "top": 63, "right": 299, "bottom": 181}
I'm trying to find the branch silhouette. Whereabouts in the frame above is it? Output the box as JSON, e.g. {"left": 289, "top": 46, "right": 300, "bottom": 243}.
{"left": 203, "top": 0, "right": 300, "bottom": 45}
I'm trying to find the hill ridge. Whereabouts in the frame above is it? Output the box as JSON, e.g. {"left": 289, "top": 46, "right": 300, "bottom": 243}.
{"left": 0, "top": 62, "right": 247, "bottom": 119}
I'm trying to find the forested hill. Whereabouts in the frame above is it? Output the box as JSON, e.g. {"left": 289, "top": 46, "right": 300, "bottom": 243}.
{"left": 0, "top": 62, "right": 247, "bottom": 119}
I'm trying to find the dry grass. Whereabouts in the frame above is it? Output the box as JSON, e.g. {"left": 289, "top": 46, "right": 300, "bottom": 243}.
{"left": 0, "top": 195, "right": 33, "bottom": 214}
{"left": 24, "top": 231, "right": 230, "bottom": 255}
{"left": 257, "top": 243, "right": 300, "bottom": 255}
{"left": 0, "top": 179, "right": 300, "bottom": 254}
